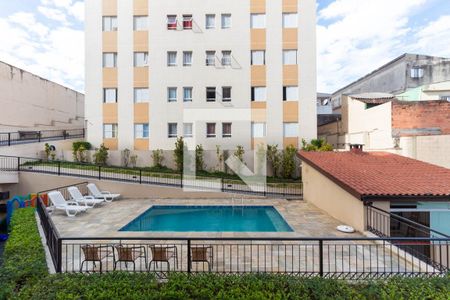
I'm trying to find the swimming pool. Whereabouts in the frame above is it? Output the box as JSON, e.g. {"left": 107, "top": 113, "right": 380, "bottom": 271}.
{"left": 120, "top": 205, "right": 293, "bottom": 232}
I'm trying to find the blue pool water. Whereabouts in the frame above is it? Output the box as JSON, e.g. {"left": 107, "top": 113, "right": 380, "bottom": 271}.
{"left": 120, "top": 205, "right": 293, "bottom": 232}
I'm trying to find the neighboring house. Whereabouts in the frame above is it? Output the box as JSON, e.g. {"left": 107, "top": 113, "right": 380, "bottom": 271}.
{"left": 85, "top": 0, "right": 317, "bottom": 152}
{"left": 318, "top": 93, "right": 450, "bottom": 168}
{"left": 298, "top": 148, "right": 450, "bottom": 237}
{"left": 397, "top": 80, "right": 450, "bottom": 101}
{"left": 331, "top": 53, "right": 450, "bottom": 113}
{"left": 317, "top": 92, "right": 332, "bottom": 114}
{"left": 0, "top": 61, "right": 85, "bottom": 132}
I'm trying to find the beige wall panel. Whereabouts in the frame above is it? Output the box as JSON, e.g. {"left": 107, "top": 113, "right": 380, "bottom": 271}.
{"left": 251, "top": 66, "right": 266, "bottom": 86}
{"left": 134, "top": 67, "right": 149, "bottom": 87}
{"left": 282, "top": 0, "right": 298, "bottom": 12}
{"left": 103, "top": 138, "right": 118, "bottom": 150}
{"left": 283, "top": 102, "right": 298, "bottom": 122}
{"left": 251, "top": 29, "right": 266, "bottom": 50}
{"left": 251, "top": 108, "right": 267, "bottom": 122}
{"left": 283, "top": 137, "right": 298, "bottom": 148}
{"left": 103, "top": 103, "right": 118, "bottom": 123}
{"left": 283, "top": 65, "right": 298, "bottom": 85}
{"left": 103, "top": 68, "right": 118, "bottom": 87}
{"left": 134, "top": 32, "right": 149, "bottom": 52}
{"left": 103, "top": 0, "right": 117, "bottom": 15}
{"left": 134, "top": 103, "right": 149, "bottom": 123}
{"left": 133, "top": 0, "right": 148, "bottom": 15}
{"left": 250, "top": 0, "right": 266, "bottom": 13}
{"left": 103, "top": 32, "right": 117, "bottom": 52}
{"left": 283, "top": 29, "right": 298, "bottom": 49}
{"left": 134, "top": 139, "right": 149, "bottom": 150}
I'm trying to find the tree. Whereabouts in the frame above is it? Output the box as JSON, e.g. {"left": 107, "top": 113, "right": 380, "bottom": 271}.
{"left": 195, "top": 144, "right": 205, "bottom": 172}
{"left": 281, "top": 145, "right": 297, "bottom": 179}
{"left": 267, "top": 144, "right": 281, "bottom": 177}
{"left": 301, "top": 138, "right": 333, "bottom": 152}
{"left": 173, "top": 137, "right": 184, "bottom": 172}
{"left": 93, "top": 144, "right": 109, "bottom": 166}
{"left": 151, "top": 149, "right": 164, "bottom": 168}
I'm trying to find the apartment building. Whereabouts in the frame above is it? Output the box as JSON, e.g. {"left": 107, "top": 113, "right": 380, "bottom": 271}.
{"left": 85, "top": 0, "right": 317, "bottom": 152}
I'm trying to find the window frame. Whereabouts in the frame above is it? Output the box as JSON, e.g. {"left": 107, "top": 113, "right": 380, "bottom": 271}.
{"left": 183, "top": 123, "right": 193, "bottom": 138}
{"left": 103, "top": 88, "right": 117, "bottom": 103}
{"left": 283, "top": 123, "right": 298, "bottom": 138}
{"left": 134, "top": 52, "right": 149, "bottom": 67}
{"left": 221, "top": 50, "right": 232, "bottom": 66}
{"left": 206, "top": 87, "right": 216, "bottom": 102}
{"left": 167, "top": 15, "right": 177, "bottom": 30}
{"left": 283, "top": 50, "right": 298, "bottom": 65}
{"left": 183, "top": 51, "right": 193, "bottom": 66}
{"left": 206, "top": 122, "right": 216, "bottom": 138}
{"left": 102, "top": 16, "right": 118, "bottom": 32}
{"left": 167, "top": 51, "right": 177, "bottom": 66}
{"left": 206, "top": 51, "right": 216, "bottom": 66}
{"left": 103, "top": 52, "right": 117, "bottom": 68}
{"left": 134, "top": 123, "right": 149, "bottom": 139}
{"left": 283, "top": 86, "right": 299, "bottom": 101}
{"left": 103, "top": 123, "right": 118, "bottom": 139}
{"left": 282, "top": 13, "right": 298, "bottom": 28}
{"left": 222, "top": 86, "right": 232, "bottom": 102}
{"left": 250, "top": 13, "right": 266, "bottom": 29}
{"left": 221, "top": 14, "right": 231, "bottom": 29}
{"left": 133, "top": 16, "right": 148, "bottom": 31}
{"left": 251, "top": 50, "right": 265, "bottom": 65}
{"left": 167, "top": 87, "right": 177, "bottom": 102}
{"left": 168, "top": 123, "right": 178, "bottom": 138}
{"left": 182, "top": 14, "right": 193, "bottom": 29}
{"left": 222, "top": 122, "right": 232, "bottom": 138}
{"left": 183, "top": 87, "right": 193, "bottom": 102}
{"left": 252, "top": 122, "right": 266, "bottom": 138}
{"left": 134, "top": 88, "right": 149, "bottom": 103}
{"left": 205, "top": 14, "right": 215, "bottom": 29}
{"left": 251, "top": 86, "right": 266, "bottom": 102}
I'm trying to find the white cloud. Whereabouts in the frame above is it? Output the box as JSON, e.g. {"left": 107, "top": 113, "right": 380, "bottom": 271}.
{"left": 317, "top": 0, "right": 427, "bottom": 93}
{"left": 412, "top": 15, "right": 450, "bottom": 57}
{"left": 37, "top": 6, "right": 69, "bottom": 24}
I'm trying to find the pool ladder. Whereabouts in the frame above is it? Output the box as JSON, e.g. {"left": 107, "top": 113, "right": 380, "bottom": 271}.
{"left": 231, "top": 196, "right": 244, "bottom": 206}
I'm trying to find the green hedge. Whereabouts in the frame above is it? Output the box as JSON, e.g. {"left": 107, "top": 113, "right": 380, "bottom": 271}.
{"left": 2, "top": 208, "right": 450, "bottom": 300}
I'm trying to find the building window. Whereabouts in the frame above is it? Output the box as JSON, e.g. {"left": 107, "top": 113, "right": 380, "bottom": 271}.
{"left": 440, "top": 95, "right": 450, "bottom": 101}
{"left": 222, "top": 87, "right": 231, "bottom": 102}
{"left": 221, "top": 51, "right": 232, "bottom": 66}
{"left": 167, "top": 15, "right": 177, "bottom": 30}
{"left": 252, "top": 122, "right": 266, "bottom": 138}
{"left": 206, "top": 123, "right": 216, "bottom": 137}
{"left": 134, "top": 88, "right": 149, "bottom": 103}
{"left": 183, "top": 123, "right": 193, "bottom": 137}
{"left": 103, "top": 88, "right": 117, "bottom": 103}
{"left": 183, "top": 15, "right": 193, "bottom": 29}
{"left": 411, "top": 67, "right": 424, "bottom": 78}
{"left": 183, "top": 51, "right": 193, "bottom": 66}
{"left": 221, "top": 14, "right": 231, "bottom": 29}
{"left": 102, "top": 16, "right": 118, "bottom": 31}
{"left": 222, "top": 123, "right": 232, "bottom": 138}
{"left": 250, "top": 14, "right": 266, "bottom": 29}
{"left": 183, "top": 87, "right": 193, "bottom": 102}
{"left": 282, "top": 13, "right": 297, "bottom": 28}
{"left": 283, "top": 86, "right": 298, "bottom": 101}
{"left": 167, "top": 87, "right": 177, "bottom": 102}
{"left": 283, "top": 50, "right": 297, "bottom": 65}
{"left": 251, "top": 50, "right": 265, "bottom": 65}
{"left": 283, "top": 123, "right": 298, "bottom": 137}
{"left": 133, "top": 16, "right": 148, "bottom": 31}
{"left": 168, "top": 123, "right": 177, "bottom": 138}
{"left": 206, "top": 87, "right": 216, "bottom": 102}
{"left": 134, "top": 124, "right": 149, "bottom": 138}
{"left": 103, "top": 53, "right": 117, "bottom": 68}
{"left": 206, "top": 51, "right": 216, "bottom": 66}
{"left": 134, "top": 52, "right": 148, "bottom": 67}
{"left": 103, "top": 124, "right": 118, "bottom": 138}
{"left": 251, "top": 87, "right": 266, "bottom": 102}
{"left": 205, "top": 14, "right": 215, "bottom": 29}
{"left": 167, "top": 51, "right": 177, "bottom": 66}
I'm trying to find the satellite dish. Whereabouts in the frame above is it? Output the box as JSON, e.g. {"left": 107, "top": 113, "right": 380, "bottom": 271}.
{"left": 336, "top": 225, "right": 355, "bottom": 233}
{"left": 323, "top": 99, "right": 329, "bottom": 105}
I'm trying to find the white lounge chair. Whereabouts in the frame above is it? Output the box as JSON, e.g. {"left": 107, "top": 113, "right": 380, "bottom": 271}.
{"left": 47, "top": 191, "right": 88, "bottom": 217}
{"left": 87, "top": 183, "right": 120, "bottom": 202}
{"left": 68, "top": 186, "right": 105, "bottom": 208}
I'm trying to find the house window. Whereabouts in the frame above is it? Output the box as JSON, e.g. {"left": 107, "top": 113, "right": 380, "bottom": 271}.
{"left": 283, "top": 86, "right": 298, "bottom": 101}
{"left": 251, "top": 87, "right": 266, "bottom": 102}
{"left": 206, "top": 123, "right": 216, "bottom": 137}
{"left": 282, "top": 13, "right": 297, "bottom": 28}
{"left": 206, "top": 51, "right": 216, "bottom": 66}
{"left": 103, "top": 124, "right": 118, "bottom": 138}
{"left": 134, "top": 88, "right": 149, "bottom": 103}
{"left": 168, "top": 123, "right": 177, "bottom": 138}
{"left": 222, "top": 123, "right": 232, "bottom": 138}
{"left": 251, "top": 50, "right": 265, "bottom": 65}
{"left": 167, "top": 51, "right": 177, "bottom": 66}
{"left": 222, "top": 87, "right": 231, "bottom": 102}
{"left": 183, "top": 51, "right": 193, "bottom": 66}
{"left": 183, "top": 15, "right": 193, "bottom": 29}
{"left": 133, "top": 16, "right": 148, "bottom": 31}
{"left": 102, "top": 16, "right": 118, "bottom": 31}
{"left": 103, "top": 88, "right": 117, "bottom": 103}
{"left": 250, "top": 14, "right": 266, "bottom": 29}
{"left": 134, "top": 124, "right": 149, "bottom": 138}
{"left": 103, "top": 53, "right": 117, "bottom": 68}
{"left": 411, "top": 67, "right": 424, "bottom": 78}
{"left": 283, "top": 123, "right": 298, "bottom": 137}
{"left": 205, "top": 14, "right": 215, "bottom": 29}
{"left": 167, "top": 87, "right": 177, "bottom": 102}
{"left": 167, "top": 15, "right": 177, "bottom": 30}
{"left": 222, "top": 51, "right": 232, "bottom": 66}
{"left": 206, "top": 87, "right": 216, "bottom": 102}
{"left": 221, "top": 14, "right": 231, "bottom": 29}
{"left": 283, "top": 50, "right": 297, "bottom": 65}
{"left": 183, "top": 123, "right": 193, "bottom": 137}
{"left": 134, "top": 52, "right": 148, "bottom": 67}
{"left": 183, "top": 87, "right": 193, "bottom": 102}
{"left": 440, "top": 95, "right": 450, "bottom": 101}
{"left": 252, "top": 122, "right": 266, "bottom": 138}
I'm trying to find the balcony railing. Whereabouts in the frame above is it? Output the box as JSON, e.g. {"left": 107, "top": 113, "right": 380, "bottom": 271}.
{"left": 0, "top": 128, "right": 84, "bottom": 147}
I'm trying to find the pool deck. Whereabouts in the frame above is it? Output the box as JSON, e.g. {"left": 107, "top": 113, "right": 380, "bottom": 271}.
{"left": 50, "top": 198, "right": 361, "bottom": 239}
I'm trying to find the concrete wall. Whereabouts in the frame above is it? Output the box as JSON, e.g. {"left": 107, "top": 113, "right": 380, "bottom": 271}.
{"left": 301, "top": 162, "right": 366, "bottom": 232}
{"left": 0, "top": 61, "right": 84, "bottom": 131}
{"left": 397, "top": 81, "right": 450, "bottom": 101}
{"left": 17, "top": 172, "right": 263, "bottom": 199}
{"left": 396, "top": 135, "right": 450, "bottom": 169}
{"left": 0, "top": 140, "right": 75, "bottom": 159}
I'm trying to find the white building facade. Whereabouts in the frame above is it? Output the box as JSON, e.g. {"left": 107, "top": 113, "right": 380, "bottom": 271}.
{"left": 85, "top": 0, "right": 317, "bottom": 152}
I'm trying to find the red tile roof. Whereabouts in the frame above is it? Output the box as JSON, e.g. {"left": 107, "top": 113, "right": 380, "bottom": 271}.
{"left": 298, "top": 151, "right": 450, "bottom": 201}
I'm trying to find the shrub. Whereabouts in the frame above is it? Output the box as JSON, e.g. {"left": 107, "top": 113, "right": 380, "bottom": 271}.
{"left": 301, "top": 138, "right": 333, "bottom": 152}
{"left": 195, "top": 144, "right": 205, "bottom": 172}
{"left": 173, "top": 137, "right": 184, "bottom": 172}
{"left": 93, "top": 144, "right": 109, "bottom": 166}
{"left": 121, "top": 149, "right": 131, "bottom": 167}
{"left": 130, "top": 154, "right": 138, "bottom": 168}
{"left": 267, "top": 144, "right": 282, "bottom": 177}
{"left": 44, "top": 143, "right": 52, "bottom": 161}
{"left": 72, "top": 141, "right": 91, "bottom": 162}
{"left": 152, "top": 149, "right": 165, "bottom": 168}
{"left": 281, "top": 145, "right": 297, "bottom": 179}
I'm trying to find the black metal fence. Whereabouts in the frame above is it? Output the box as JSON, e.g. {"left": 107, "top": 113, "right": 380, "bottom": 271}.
{"left": 1, "top": 155, "right": 302, "bottom": 197}
{"left": 0, "top": 128, "right": 84, "bottom": 147}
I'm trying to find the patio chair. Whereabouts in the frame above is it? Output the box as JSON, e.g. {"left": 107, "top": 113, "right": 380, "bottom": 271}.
{"left": 47, "top": 191, "right": 88, "bottom": 217}
{"left": 80, "top": 244, "right": 112, "bottom": 273}
{"left": 68, "top": 186, "right": 104, "bottom": 208}
{"left": 148, "top": 245, "right": 178, "bottom": 271}
{"left": 113, "top": 244, "right": 147, "bottom": 271}
{"left": 87, "top": 183, "right": 120, "bottom": 202}
{"left": 190, "top": 246, "right": 214, "bottom": 272}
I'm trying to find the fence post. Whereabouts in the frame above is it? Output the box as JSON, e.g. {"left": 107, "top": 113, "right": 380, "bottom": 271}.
{"left": 17, "top": 157, "right": 20, "bottom": 171}
{"left": 98, "top": 165, "right": 101, "bottom": 180}
{"left": 57, "top": 238, "right": 62, "bottom": 273}
{"left": 139, "top": 169, "right": 142, "bottom": 184}
{"left": 180, "top": 170, "right": 183, "bottom": 188}
{"left": 8, "top": 133, "right": 11, "bottom": 146}
{"left": 57, "top": 161, "right": 61, "bottom": 176}
{"left": 187, "top": 239, "right": 191, "bottom": 274}
{"left": 221, "top": 178, "right": 224, "bottom": 192}
{"left": 319, "top": 240, "right": 324, "bottom": 277}
{"left": 38, "top": 131, "right": 41, "bottom": 143}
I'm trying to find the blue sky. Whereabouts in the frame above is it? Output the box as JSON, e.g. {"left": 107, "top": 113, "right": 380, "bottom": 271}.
{"left": 0, "top": 0, "right": 450, "bottom": 93}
